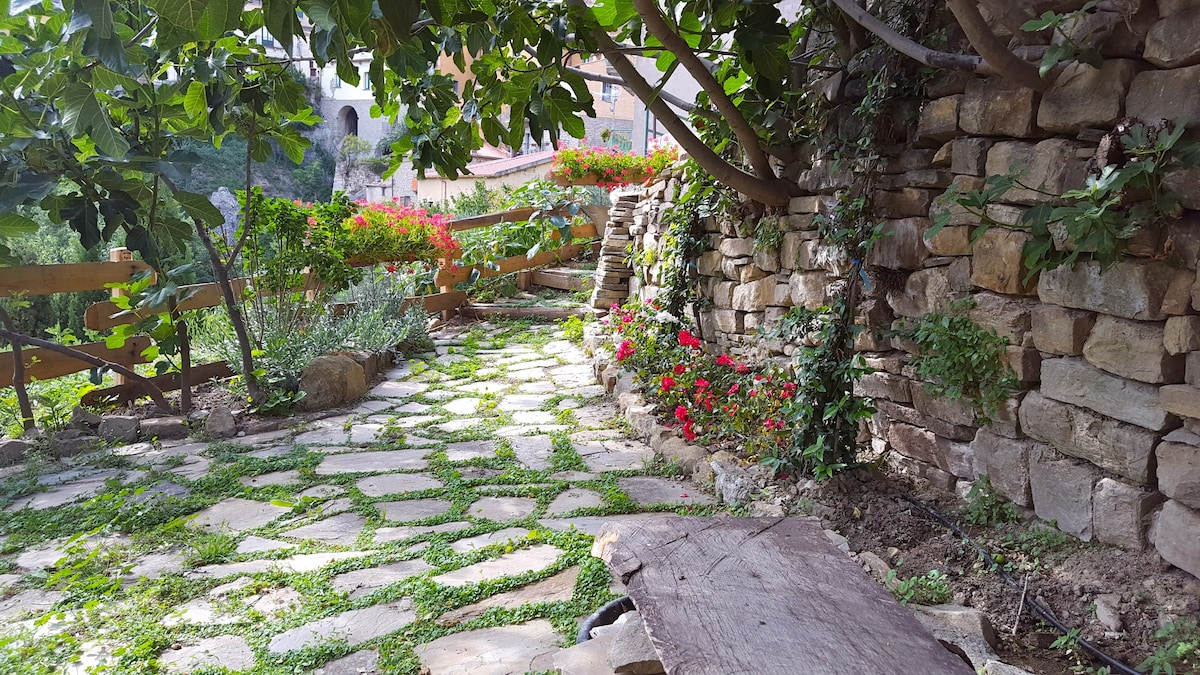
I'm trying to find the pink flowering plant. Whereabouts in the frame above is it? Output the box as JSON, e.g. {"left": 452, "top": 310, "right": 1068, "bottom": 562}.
{"left": 604, "top": 299, "right": 809, "bottom": 470}
{"left": 342, "top": 199, "right": 459, "bottom": 265}
{"left": 552, "top": 142, "right": 680, "bottom": 188}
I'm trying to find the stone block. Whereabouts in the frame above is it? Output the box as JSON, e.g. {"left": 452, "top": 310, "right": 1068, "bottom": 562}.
{"left": 1165, "top": 169, "right": 1200, "bottom": 212}
{"left": 888, "top": 266, "right": 964, "bottom": 318}
{"left": 877, "top": 400, "right": 976, "bottom": 442}
{"left": 1041, "top": 357, "right": 1176, "bottom": 430}
{"left": 1093, "top": 477, "right": 1159, "bottom": 551}
{"left": 1145, "top": 9, "right": 1200, "bottom": 68}
{"left": 743, "top": 312, "right": 765, "bottom": 333}
{"left": 713, "top": 281, "right": 736, "bottom": 309}
{"left": 713, "top": 310, "right": 743, "bottom": 334}
{"left": 875, "top": 190, "right": 938, "bottom": 219}
{"left": 1127, "top": 64, "right": 1200, "bottom": 129}
{"left": 772, "top": 283, "right": 791, "bottom": 306}
{"left": 1031, "top": 305, "right": 1095, "bottom": 355}
{"left": 985, "top": 140, "right": 1088, "bottom": 205}
{"left": 1018, "top": 392, "right": 1159, "bottom": 484}
{"left": 1162, "top": 384, "right": 1200, "bottom": 420}
{"left": 1158, "top": 430, "right": 1200, "bottom": 509}
{"left": 971, "top": 429, "right": 1038, "bottom": 507}
{"left": 732, "top": 277, "right": 774, "bottom": 312}
{"left": 959, "top": 78, "right": 1038, "bottom": 137}
{"left": 696, "top": 250, "right": 722, "bottom": 276}
{"left": 1153, "top": 499, "right": 1200, "bottom": 578}
{"left": 1084, "top": 315, "right": 1184, "bottom": 384}
{"left": 911, "top": 385, "right": 977, "bottom": 428}
{"left": 1029, "top": 450, "right": 1100, "bottom": 541}
{"left": 753, "top": 248, "right": 779, "bottom": 273}
{"left": 789, "top": 196, "right": 823, "bottom": 214}
{"left": 142, "top": 416, "right": 189, "bottom": 440}
{"left": 739, "top": 265, "right": 770, "bottom": 283}
{"left": 1037, "top": 60, "right": 1142, "bottom": 133}
{"left": 917, "top": 95, "right": 961, "bottom": 145}
{"left": 868, "top": 214, "right": 931, "bottom": 267}
{"left": 924, "top": 225, "right": 972, "bottom": 256}
{"left": 1006, "top": 346, "right": 1042, "bottom": 385}
{"left": 718, "top": 237, "right": 754, "bottom": 258}
{"left": 98, "top": 415, "right": 139, "bottom": 444}
{"left": 1038, "top": 260, "right": 1194, "bottom": 321}
{"left": 971, "top": 228, "right": 1038, "bottom": 295}
{"left": 969, "top": 292, "right": 1034, "bottom": 343}
{"left": 1166, "top": 316, "right": 1200, "bottom": 355}
{"left": 1189, "top": 351, "right": 1200, "bottom": 387}
{"left": 854, "top": 372, "right": 912, "bottom": 404}
{"left": 789, "top": 271, "right": 829, "bottom": 310}
{"left": 951, "top": 138, "right": 994, "bottom": 176}
{"left": 888, "top": 422, "right": 976, "bottom": 478}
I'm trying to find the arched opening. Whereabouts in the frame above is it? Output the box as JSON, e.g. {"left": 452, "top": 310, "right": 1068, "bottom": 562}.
{"left": 339, "top": 106, "right": 359, "bottom": 137}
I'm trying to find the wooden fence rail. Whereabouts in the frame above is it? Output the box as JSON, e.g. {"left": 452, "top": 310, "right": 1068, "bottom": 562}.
{"left": 1, "top": 201, "right": 606, "bottom": 402}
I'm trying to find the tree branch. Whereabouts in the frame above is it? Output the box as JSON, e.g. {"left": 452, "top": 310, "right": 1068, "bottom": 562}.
{"left": 946, "top": 0, "right": 1051, "bottom": 91}
{"left": 562, "top": 64, "right": 719, "bottom": 121}
{"left": 0, "top": 329, "right": 173, "bottom": 412}
{"left": 569, "top": 0, "right": 796, "bottom": 206}
{"left": 826, "top": 0, "right": 998, "bottom": 76}
{"left": 631, "top": 0, "right": 775, "bottom": 179}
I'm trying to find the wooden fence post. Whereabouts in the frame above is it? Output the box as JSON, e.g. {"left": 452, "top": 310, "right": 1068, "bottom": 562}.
{"left": 109, "top": 248, "right": 132, "bottom": 386}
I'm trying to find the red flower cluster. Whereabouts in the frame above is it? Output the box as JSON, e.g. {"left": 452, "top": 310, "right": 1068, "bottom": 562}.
{"left": 678, "top": 329, "right": 701, "bottom": 349}
{"left": 616, "top": 339, "right": 635, "bottom": 362}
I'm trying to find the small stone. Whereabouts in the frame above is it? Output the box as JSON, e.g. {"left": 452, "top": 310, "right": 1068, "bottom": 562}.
{"left": 280, "top": 513, "right": 367, "bottom": 546}
{"left": 98, "top": 415, "right": 139, "bottom": 443}
{"left": 188, "top": 498, "right": 289, "bottom": 533}
{"left": 331, "top": 560, "right": 435, "bottom": 598}
{"left": 267, "top": 600, "right": 416, "bottom": 654}
{"left": 206, "top": 406, "right": 237, "bottom": 439}
{"left": 141, "top": 416, "right": 188, "bottom": 440}
{"left": 608, "top": 612, "right": 665, "bottom": 675}
{"left": 448, "top": 527, "right": 531, "bottom": 553}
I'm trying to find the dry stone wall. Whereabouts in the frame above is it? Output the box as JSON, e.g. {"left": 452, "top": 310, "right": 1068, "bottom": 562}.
{"left": 607, "top": 1, "right": 1200, "bottom": 581}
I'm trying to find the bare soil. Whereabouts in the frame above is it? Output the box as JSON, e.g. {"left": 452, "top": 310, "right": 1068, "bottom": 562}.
{"left": 788, "top": 467, "right": 1200, "bottom": 674}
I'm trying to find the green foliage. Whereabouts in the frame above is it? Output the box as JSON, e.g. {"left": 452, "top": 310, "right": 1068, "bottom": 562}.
{"left": 750, "top": 213, "right": 785, "bottom": 254}
{"left": 454, "top": 180, "right": 598, "bottom": 269}
{"left": 1141, "top": 619, "right": 1200, "bottom": 675}
{"left": 560, "top": 315, "right": 587, "bottom": 345}
{"left": 933, "top": 120, "right": 1200, "bottom": 280}
{"left": 885, "top": 568, "right": 952, "bottom": 605}
{"left": 962, "top": 477, "right": 1019, "bottom": 527}
{"left": 906, "top": 299, "right": 1018, "bottom": 426}
{"left": 1020, "top": 2, "right": 1103, "bottom": 77}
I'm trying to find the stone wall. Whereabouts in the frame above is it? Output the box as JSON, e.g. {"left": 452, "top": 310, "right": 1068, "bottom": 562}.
{"left": 607, "top": 1, "right": 1200, "bottom": 581}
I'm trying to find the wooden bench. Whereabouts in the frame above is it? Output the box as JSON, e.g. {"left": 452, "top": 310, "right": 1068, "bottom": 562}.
{"left": 592, "top": 516, "right": 975, "bottom": 675}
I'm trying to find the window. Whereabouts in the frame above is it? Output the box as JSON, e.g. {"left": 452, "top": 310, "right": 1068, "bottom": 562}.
{"left": 601, "top": 82, "right": 617, "bottom": 104}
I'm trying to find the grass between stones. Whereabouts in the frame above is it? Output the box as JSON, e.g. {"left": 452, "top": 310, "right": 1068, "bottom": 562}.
{"left": 0, "top": 318, "right": 715, "bottom": 674}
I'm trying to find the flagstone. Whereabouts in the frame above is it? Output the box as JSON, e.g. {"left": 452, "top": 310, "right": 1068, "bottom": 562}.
{"left": 314, "top": 650, "right": 379, "bottom": 674}
{"left": 424, "top": 390, "right": 457, "bottom": 400}
{"left": 312, "top": 497, "right": 356, "bottom": 517}
{"left": 561, "top": 385, "right": 607, "bottom": 398}
{"left": 238, "top": 469, "right": 302, "bottom": 487}
{"left": 474, "top": 483, "right": 555, "bottom": 495}
{"left": 435, "top": 567, "right": 580, "bottom": 626}
{"left": 507, "top": 358, "right": 560, "bottom": 371}
{"left": 618, "top": 476, "right": 716, "bottom": 506}
{"left": 457, "top": 381, "right": 510, "bottom": 394}
{"left": 374, "top": 521, "right": 472, "bottom": 543}
{"left": 434, "top": 418, "right": 484, "bottom": 432}
{"left": 280, "top": 513, "right": 367, "bottom": 546}
{"left": 512, "top": 411, "right": 557, "bottom": 425}
{"left": 468, "top": 496, "right": 537, "bottom": 521}
{"left": 448, "top": 527, "right": 531, "bottom": 553}
{"left": 495, "top": 425, "right": 570, "bottom": 437}
{"left": 124, "top": 552, "right": 187, "bottom": 580}
{"left": 160, "top": 635, "right": 255, "bottom": 674}
{"left": 546, "top": 488, "right": 604, "bottom": 516}
{"left": 356, "top": 473, "right": 443, "bottom": 497}
{"left": 237, "top": 428, "right": 293, "bottom": 445}
{"left": 8, "top": 471, "right": 125, "bottom": 511}
{"left": 0, "top": 589, "right": 62, "bottom": 620}
{"left": 349, "top": 424, "right": 386, "bottom": 444}
{"left": 189, "top": 551, "right": 367, "bottom": 577}
{"left": 298, "top": 484, "right": 346, "bottom": 499}
{"left": 398, "top": 434, "right": 439, "bottom": 446}
{"left": 536, "top": 513, "right": 660, "bottom": 536}
{"left": 331, "top": 559, "right": 435, "bottom": 598}
{"left": 236, "top": 536, "right": 295, "bottom": 554}
{"left": 584, "top": 448, "right": 653, "bottom": 472}
{"left": 510, "top": 435, "right": 554, "bottom": 470}
{"left": 316, "top": 449, "right": 429, "bottom": 474}
{"left": 376, "top": 498, "right": 453, "bottom": 522}
{"left": 391, "top": 414, "right": 445, "bottom": 428}
{"left": 557, "top": 398, "right": 583, "bottom": 409}
{"left": 444, "top": 440, "right": 496, "bottom": 461}
{"left": 431, "top": 545, "right": 562, "bottom": 587}
{"left": 394, "top": 402, "right": 432, "bottom": 414}
{"left": 371, "top": 381, "right": 428, "bottom": 398}
{"left": 267, "top": 599, "right": 416, "bottom": 654}
{"left": 549, "top": 470, "right": 599, "bottom": 481}
{"left": 416, "top": 619, "right": 560, "bottom": 674}
{"left": 517, "top": 381, "right": 558, "bottom": 393}
{"left": 189, "top": 498, "right": 289, "bottom": 533}
{"left": 295, "top": 427, "right": 348, "bottom": 445}
{"left": 248, "top": 445, "right": 292, "bottom": 459}
{"left": 351, "top": 399, "right": 395, "bottom": 414}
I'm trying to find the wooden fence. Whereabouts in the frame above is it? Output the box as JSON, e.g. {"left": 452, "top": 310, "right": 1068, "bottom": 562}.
{"left": 0, "top": 203, "right": 604, "bottom": 404}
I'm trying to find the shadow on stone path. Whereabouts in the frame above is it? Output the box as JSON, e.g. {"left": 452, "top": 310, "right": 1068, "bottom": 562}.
{"left": 0, "top": 319, "right": 716, "bottom": 674}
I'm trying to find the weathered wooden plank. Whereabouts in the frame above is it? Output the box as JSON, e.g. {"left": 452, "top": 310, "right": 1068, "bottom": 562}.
{"left": 435, "top": 244, "right": 586, "bottom": 286}
{"left": 81, "top": 361, "right": 234, "bottom": 406}
{"left": 449, "top": 207, "right": 538, "bottom": 232}
{"left": 593, "top": 517, "right": 975, "bottom": 675}
{"left": 0, "top": 261, "right": 154, "bottom": 296}
{"left": 84, "top": 274, "right": 313, "bottom": 330}
{"left": 531, "top": 269, "right": 592, "bottom": 291}
{"left": 414, "top": 291, "right": 467, "bottom": 314}
{"left": 459, "top": 305, "right": 587, "bottom": 320}
{"left": 0, "top": 337, "right": 153, "bottom": 385}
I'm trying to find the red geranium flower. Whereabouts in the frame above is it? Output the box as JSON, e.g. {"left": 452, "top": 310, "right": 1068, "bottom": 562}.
{"left": 616, "top": 339, "right": 635, "bottom": 362}
{"left": 674, "top": 405, "right": 689, "bottom": 422}
{"left": 673, "top": 364, "right": 686, "bottom": 376}
{"left": 678, "top": 330, "right": 701, "bottom": 349}
{"left": 661, "top": 376, "right": 675, "bottom": 391}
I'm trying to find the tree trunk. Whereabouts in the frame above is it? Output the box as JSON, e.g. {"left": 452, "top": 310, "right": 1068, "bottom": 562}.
{"left": 195, "top": 222, "right": 264, "bottom": 405}
{"left": 0, "top": 307, "right": 34, "bottom": 431}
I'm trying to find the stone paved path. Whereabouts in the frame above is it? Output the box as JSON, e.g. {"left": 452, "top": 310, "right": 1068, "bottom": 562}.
{"left": 0, "top": 320, "right": 716, "bottom": 674}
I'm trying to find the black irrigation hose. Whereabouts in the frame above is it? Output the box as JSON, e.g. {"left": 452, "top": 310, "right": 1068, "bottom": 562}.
{"left": 899, "top": 493, "right": 1144, "bottom": 675}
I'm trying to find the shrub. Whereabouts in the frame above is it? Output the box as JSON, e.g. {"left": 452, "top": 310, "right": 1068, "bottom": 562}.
{"left": 552, "top": 141, "right": 679, "bottom": 188}
{"left": 342, "top": 201, "right": 459, "bottom": 265}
